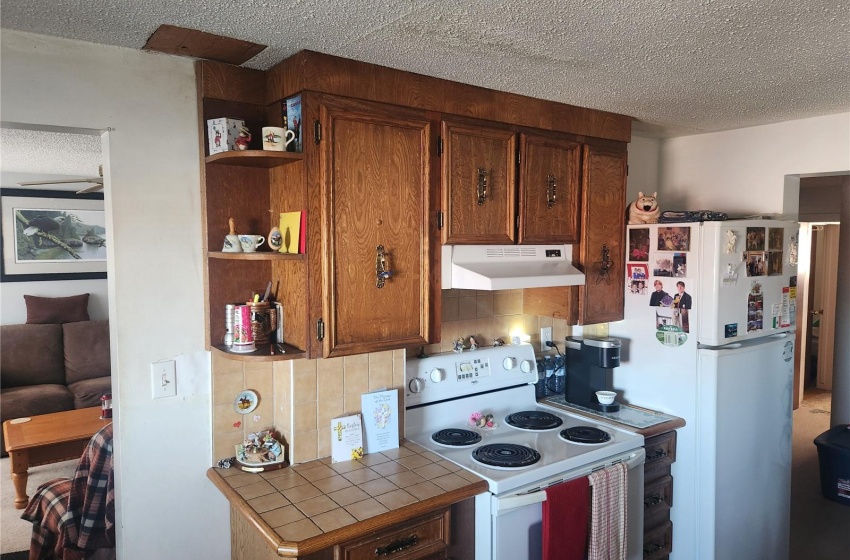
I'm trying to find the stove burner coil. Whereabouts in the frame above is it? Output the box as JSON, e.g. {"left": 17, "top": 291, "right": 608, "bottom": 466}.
{"left": 505, "top": 411, "right": 564, "bottom": 431}
{"left": 472, "top": 443, "right": 541, "bottom": 468}
{"left": 560, "top": 426, "right": 612, "bottom": 444}
{"left": 431, "top": 428, "right": 482, "bottom": 447}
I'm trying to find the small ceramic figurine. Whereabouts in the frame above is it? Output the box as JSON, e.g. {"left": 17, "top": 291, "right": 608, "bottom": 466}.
{"left": 235, "top": 126, "right": 251, "bottom": 150}
{"left": 627, "top": 192, "right": 660, "bottom": 224}
{"left": 493, "top": 338, "right": 505, "bottom": 347}
{"left": 468, "top": 336, "right": 479, "bottom": 350}
{"left": 725, "top": 230, "right": 737, "bottom": 254}
{"left": 453, "top": 338, "right": 465, "bottom": 353}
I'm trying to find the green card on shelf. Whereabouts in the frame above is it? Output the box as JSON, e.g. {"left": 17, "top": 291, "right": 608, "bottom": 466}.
{"left": 330, "top": 414, "right": 363, "bottom": 463}
{"left": 278, "top": 211, "right": 302, "bottom": 254}
{"left": 361, "top": 389, "right": 399, "bottom": 454}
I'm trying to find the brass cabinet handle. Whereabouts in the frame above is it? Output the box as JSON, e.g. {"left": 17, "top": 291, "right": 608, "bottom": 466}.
{"left": 477, "top": 167, "right": 488, "bottom": 205}
{"left": 547, "top": 174, "right": 557, "bottom": 207}
{"left": 375, "top": 534, "right": 417, "bottom": 556}
{"left": 376, "top": 245, "right": 393, "bottom": 288}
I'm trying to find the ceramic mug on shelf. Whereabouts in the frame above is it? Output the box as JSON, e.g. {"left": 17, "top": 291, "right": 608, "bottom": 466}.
{"left": 239, "top": 234, "right": 265, "bottom": 252}
{"left": 262, "top": 127, "right": 295, "bottom": 151}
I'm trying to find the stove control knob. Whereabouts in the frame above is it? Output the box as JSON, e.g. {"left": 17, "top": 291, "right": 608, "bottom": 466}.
{"left": 408, "top": 377, "right": 425, "bottom": 393}
{"left": 502, "top": 357, "right": 517, "bottom": 370}
{"left": 429, "top": 368, "right": 446, "bottom": 383}
{"left": 520, "top": 360, "right": 534, "bottom": 373}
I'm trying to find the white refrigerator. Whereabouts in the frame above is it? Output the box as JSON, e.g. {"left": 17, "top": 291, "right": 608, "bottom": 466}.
{"left": 608, "top": 219, "right": 798, "bottom": 560}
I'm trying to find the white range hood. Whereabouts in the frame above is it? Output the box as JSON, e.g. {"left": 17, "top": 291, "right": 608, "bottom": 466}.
{"left": 442, "top": 244, "right": 586, "bottom": 290}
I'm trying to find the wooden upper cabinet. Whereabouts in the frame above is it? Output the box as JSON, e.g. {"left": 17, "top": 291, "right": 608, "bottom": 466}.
{"left": 518, "top": 132, "right": 581, "bottom": 244}
{"left": 576, "top": 144, "right": 627, "bottom": 324}
{"left": 317, "top": 95, "right": 434, "bottom": 357}
{"left": 441, "top": 119, "right": 517, "bottom": 244}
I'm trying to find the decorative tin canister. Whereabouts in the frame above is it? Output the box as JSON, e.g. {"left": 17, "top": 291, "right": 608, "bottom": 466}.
{"left": 232, "top": 305, "right": 255, "bottom": 353}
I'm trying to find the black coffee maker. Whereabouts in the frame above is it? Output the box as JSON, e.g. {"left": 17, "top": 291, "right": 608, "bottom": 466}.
{"left": 564, "top": 336, "right": 621, "bottom": 412}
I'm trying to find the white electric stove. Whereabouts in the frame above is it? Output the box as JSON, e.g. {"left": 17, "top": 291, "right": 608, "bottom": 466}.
{"left": 404, "top": 343, "right": 645, "bottom": 560}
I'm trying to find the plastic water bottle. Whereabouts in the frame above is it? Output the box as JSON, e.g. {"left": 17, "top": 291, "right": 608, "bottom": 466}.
{"left": 550, "top": 355, "right": 566, "bottom": 395}
{"left": 535, "top": 358, "right": 548, "bottom": 399}
{"left": 543, "top": 356, "right": 554, "bottom": 398}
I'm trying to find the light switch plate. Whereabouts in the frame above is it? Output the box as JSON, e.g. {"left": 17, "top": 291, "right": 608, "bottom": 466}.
{"left": 151, "top": 360, "right": 176, "bottom": 399}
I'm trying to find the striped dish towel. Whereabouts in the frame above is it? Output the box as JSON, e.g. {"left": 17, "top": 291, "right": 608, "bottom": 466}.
{"left": 587, "top": 462, "right": 629, "bottom": 560}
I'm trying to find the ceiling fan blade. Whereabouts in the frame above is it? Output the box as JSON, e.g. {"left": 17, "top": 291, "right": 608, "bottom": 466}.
{"left": 18, "top": 177, "right": 103, "bottom": 186}
{"left": 76, "top": 183, "right": 104, "bottom": 194}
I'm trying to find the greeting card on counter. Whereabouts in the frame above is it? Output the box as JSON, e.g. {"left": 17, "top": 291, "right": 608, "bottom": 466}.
{"left": 331, "top": 414, "right": 363, "bottom": 463}
{"left": 361, "top": 389, "right": 399, "bottom": 454}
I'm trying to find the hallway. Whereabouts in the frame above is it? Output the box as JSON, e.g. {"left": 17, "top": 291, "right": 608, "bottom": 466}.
{"left": 790, "top": 389, "right": 850, "bottom": 560}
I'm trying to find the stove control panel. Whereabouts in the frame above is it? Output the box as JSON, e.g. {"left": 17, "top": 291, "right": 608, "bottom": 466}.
{"left": 405, "top": 344, "right": 538, "bottom": 405}
{"left": 455, "top": 357, "right": 490, "bottom": 381}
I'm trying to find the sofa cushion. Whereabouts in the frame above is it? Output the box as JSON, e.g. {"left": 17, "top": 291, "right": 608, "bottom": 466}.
{"left": 1, "top": 385, "right": 75, "bottom": 454}
{"left": 25, "top": 293, "right": 90, "bottom": 324}
{"left": 64, "top": 320, "right": 110, "bottom": 385}
{"left": 0, "top": 324, "right": 65, "bottom": 387}
{"left": 68, "top": 377, "right": 112, "bottom": 409}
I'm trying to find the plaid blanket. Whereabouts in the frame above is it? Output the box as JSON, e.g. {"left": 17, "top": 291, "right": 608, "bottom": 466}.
{"left": 21, "top": 423, "right": 115, "bottom": 560}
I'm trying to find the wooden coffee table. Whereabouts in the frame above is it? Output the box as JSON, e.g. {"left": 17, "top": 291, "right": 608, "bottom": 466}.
{"left": 3, "top": 407, "right": 109, "bottom": 509}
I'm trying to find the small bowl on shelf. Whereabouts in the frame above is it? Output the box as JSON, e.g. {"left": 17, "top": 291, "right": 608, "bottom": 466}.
{"left": 595, "top": 391, "right": 616, "bottom": 405}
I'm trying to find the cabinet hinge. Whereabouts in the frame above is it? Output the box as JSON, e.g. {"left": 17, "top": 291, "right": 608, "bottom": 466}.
{"left": 517, "top": 149, "right": 521, "bottom": 165}
{"left": 314, "top": 121, "right": 321, "bottom": 144}
{"left": 437, "top": 211, "right": 444, "bottom": 230}
{"left": 515, "top": 215, "right": 520, "bottom": 231}
{"left": 626, "top": 164, "right": 629, "bottom": 176}
{"left": 437, "top": 136, "right": 443, "bottom": 156}
{"left": 316, "top": 318, "right": 325, "bottom": 341}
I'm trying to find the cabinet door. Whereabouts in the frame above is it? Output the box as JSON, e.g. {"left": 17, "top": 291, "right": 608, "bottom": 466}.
{"left": 441, "top": 120, "right": 516, "bottom": 244}
{"left": 576, "top": 144, "right": 627, "bottom": 324}
{"left": 319, "top": 96, "right": 434, "bottom": 357}
{"left": 518, "top": 132, "right": 581, "bottom": 244}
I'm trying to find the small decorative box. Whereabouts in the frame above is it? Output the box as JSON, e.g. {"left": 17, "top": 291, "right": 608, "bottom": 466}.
{"left": 207, "top": 117, "right": 244, "bottom": 155}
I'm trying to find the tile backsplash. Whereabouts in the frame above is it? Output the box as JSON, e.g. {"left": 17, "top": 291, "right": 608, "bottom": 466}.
{"left": 211, "top": 288, "right": 574, "bottom": 465}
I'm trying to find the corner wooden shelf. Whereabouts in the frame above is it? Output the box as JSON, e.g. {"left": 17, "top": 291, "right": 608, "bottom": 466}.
{"left": 205, "top": 150, "right": 303, "bottom": 168}
{"left": 208, "top": 251, "right": 305, "bottom": 261}
{"left": 211, "top": 342, "right": 307, "bottom": 362}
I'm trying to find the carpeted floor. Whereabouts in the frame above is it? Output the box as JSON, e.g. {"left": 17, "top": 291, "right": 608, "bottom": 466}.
{"left": 790, "top": 389, "right": 850, "bottom": 560}
{"left": 0, "top": 457, "right": 77, "bottom": 554}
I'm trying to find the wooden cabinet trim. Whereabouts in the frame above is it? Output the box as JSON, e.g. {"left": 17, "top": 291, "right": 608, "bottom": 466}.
{"left": 266, "top": 51, "right": 631, "bottom": 143}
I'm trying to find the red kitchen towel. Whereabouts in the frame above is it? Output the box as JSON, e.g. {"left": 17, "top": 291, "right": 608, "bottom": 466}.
{"left": 542, "top": 476, "right": 589, "bottom": 560}
{"left": 588, "top": 462, "right": 629, "bottom": 560}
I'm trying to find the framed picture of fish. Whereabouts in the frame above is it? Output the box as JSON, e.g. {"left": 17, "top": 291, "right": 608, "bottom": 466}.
{"left": 1, "top": 188, "right": 107, "bottom": 282}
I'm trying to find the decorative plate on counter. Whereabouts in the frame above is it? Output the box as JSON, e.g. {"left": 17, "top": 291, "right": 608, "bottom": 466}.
{"left": 233, "top": 390, "right": 259, "bottom": 414}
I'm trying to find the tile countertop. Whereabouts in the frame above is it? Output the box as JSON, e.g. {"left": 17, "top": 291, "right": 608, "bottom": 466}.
{"left": 207, "top": 440, "right": 488, "bottom": 558}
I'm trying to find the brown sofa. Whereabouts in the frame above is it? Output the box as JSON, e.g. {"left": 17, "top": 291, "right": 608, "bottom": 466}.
{"left": 1, "top": 320, "right": 111, "bottom": 454}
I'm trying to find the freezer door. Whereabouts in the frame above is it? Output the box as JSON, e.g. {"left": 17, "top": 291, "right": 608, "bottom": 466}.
{"left": 698, "top": 220, "right": 798, "bottom": 346}
{"left": 696, "top": 335, "right": 794, "bottom": 560}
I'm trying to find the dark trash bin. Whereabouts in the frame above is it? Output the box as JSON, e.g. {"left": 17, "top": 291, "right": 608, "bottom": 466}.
{"left": 813, "top": 424, "right": 850, "bottom": 506}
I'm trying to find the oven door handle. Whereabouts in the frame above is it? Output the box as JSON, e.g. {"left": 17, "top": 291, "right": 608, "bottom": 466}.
{"left": 494, "top": 490, "right": 549, "bottom": 514}
{"left": 492, "top": 449, "right": 645, "bottom": 515}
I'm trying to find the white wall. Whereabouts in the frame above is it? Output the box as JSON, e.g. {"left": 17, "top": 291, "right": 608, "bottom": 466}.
{"left": 1, "top": 30, "right": 229, "bottom": 559}
{"left": 1, "top": 279, "right": 108, "bottom": 325}
{"left": 658, "top": 113, "right": 850, "bottom": 215}
{"left": 626, "top": 135, "right": 662, "bottom": 205}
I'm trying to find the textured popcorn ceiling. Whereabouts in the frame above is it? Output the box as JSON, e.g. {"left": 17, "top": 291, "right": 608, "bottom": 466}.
{"left": 1, "top": 0, "right": 848, "bottom": 138}
{"left": 0, "top": 128, "right": 101, "bottom": 189}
